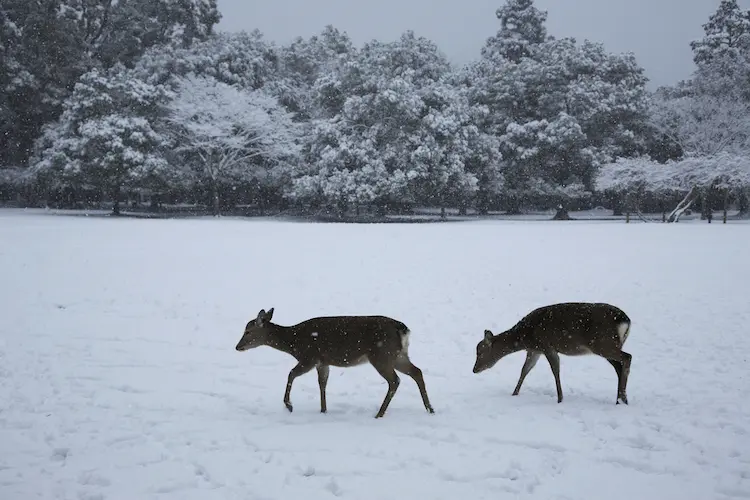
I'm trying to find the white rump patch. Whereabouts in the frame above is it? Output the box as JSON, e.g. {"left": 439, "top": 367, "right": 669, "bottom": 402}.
{"left": 617, "top": 322, "right": 630, "bottom": 345}
{"left": 400, "top": 329, "right": 411, "bottom": 354}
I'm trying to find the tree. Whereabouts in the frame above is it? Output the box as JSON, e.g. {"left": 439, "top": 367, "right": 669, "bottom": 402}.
{"left": 134, "top": 30, "right": 279, "bottom": 90}
{"left": 690, "top": 0, "right": 750, "bottom": 66}
{"left": 278, "top": 25, "right": 355, "bottom": 120}
{"left": 290, "top": 31, "right": 454, "bottom": 212}
{"left": 0, "top": 0, "right": 221, "bottom": 168}
{"left": 499, "top": 112, "right": 596, "bottom": 214}
{"left": 650, "top": 90, "right": 750, "bottom": 156}
{"left": 690, "top": 0, "right": 750, "bottom": 101}
{"left": 28, "top": 66, "right": 171, "bottom": 214}
{"left": 0, "top": 1, "right": 87, "bottom": 166}
{"left": 481, "top": 0, "right": 548, "bottom": 63}
{"left": 466, "top": 1, "right": 651, "bottom": 213}
{"left": 596, "top": 153, "right": 750, "bottom": 221}
{"left": 289, "top": 31, "right": 501, "bottom": 215}
{"left": 165, "top": 75, "right": 301, "bottom": 215}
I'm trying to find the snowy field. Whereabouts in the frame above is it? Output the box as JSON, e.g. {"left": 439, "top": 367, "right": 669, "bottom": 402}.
{"left": 1, "top": 209, "right": 749, "bottom": 500}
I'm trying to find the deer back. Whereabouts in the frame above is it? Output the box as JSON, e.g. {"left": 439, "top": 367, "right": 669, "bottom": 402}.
{"left": 514, "top": 302, "right": 631, "bottom": 356}
{"left": 285, "top": 315, "right": 410, "bottom": 367}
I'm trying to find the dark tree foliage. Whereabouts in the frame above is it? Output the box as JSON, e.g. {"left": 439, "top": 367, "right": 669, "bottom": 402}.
{"left": 0, "top": 0, "right": 220, "bottom": 167}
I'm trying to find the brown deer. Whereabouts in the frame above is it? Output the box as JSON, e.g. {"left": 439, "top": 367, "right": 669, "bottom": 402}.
{"left": 472, "top": 302, "right": 632, "bottom": 405}
{"left": 235, "top": 308, "right": 435, "bottom": 418}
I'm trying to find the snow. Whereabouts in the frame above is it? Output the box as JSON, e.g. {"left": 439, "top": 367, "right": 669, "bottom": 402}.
{"left": 1, "top": 210, "right": 749, "bottom": 500}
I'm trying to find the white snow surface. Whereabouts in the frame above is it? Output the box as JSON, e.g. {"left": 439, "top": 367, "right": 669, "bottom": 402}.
{"left": 1, "top": 211, "right": 749, "bottom": 500}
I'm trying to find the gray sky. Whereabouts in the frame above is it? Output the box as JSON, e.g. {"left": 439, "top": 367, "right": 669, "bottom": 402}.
{"left": 216, "top": 0, "right": 741, "bottom": 89}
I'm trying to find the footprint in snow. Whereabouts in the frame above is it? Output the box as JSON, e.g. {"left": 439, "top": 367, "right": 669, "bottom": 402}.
{"left": 325, "top": 477, "right": 343, "bottom": 497}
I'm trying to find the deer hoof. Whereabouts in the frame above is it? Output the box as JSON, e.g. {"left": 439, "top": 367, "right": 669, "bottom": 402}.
{"left": 512, "top": 390, "right": 520, "bottom": 396}
{"left": 284, "top": 402, "right": 293, "bottom": 412}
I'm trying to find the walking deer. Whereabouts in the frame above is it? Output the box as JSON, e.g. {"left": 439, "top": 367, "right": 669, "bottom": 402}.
{"left": 235, "top": 308, "right": 435, "bottom": 418}
{"left": 472, "top": 302, "right": 632, "bottom": 404}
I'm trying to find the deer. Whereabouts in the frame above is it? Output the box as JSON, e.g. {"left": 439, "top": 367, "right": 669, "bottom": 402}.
{"left": 235, "top": 308, "right": 435, "bottom": 418}
{"left": 472, "top": 302, "right": 632, "bottom": 405}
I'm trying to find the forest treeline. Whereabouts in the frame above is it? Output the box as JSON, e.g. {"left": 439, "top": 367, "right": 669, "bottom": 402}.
{"left": 1, "top": 0, "right": 749, "bottom": 219}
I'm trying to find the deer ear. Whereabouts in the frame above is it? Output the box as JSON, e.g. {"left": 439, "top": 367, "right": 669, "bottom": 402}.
{"left": 255, "top": 309, "right": 266, "bottom": 325}
{"left": 484, "top": 330, "right": 493, "bottom": 343}
{"left": 265, "top": 307, "right": 274, "bottom": 322}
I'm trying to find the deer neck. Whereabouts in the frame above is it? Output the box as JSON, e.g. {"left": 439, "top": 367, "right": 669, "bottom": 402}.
{"left": 493, "top": 329, "right": 526, "bottom": 358}
{"left": 265, "top": 324, "right": 299, "bottom": 356}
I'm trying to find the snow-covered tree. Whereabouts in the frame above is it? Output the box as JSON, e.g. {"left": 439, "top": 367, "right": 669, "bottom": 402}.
{"left": 134, "top": 30, "right": 279, "bottom": 90}
{"left": 0, "top": 1, "right": 86, "bottom": 166}
{"left": 596, "top": 153, "right": 750, "bottom": 221}
{"left": 53, "top": 0, "right": 221, "bottom": 69}
{"left": 498, "top": 112, "right": 597, "bottom": 212}
{"left": 0, "top": 0, "right": 221, "bottom": 168}
{"left": 290, "top": 31, "right": 499, "bottom": 214}
{"left": 28, "top": 67, "right": 171, "bottom": 214}
{"left": 481, "top": 0, "right": 548, "bottom": 63}
{"left": 650, "top": 91, "right": 750, "bottom": 156}
{"left": 465, "top": 0, "right": 651, "bottom": 213}
{"left": 165, "top": 74, "right": 301, "bottom": 215}
{"left": 278, "top": 25, "right": 355, "bottom": 119}
{"left": 690, "top": 0, "right": 750, "bottom": 66}
{"left": 690, "top": 0, "right": 750, "bottom": 101}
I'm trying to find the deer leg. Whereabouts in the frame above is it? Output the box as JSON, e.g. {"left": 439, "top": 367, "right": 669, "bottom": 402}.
{"left": 513, "top": 351, "right": 540, "bottom": 396}
{"left": 395, "top": 356, "right": 435, "bottom": 414}
{"left": 544, "top": 351, "right": 563, "bottom": 403}
{"left": 606, "top": 359, "right": 624, "bottom": 404}
{"left": 618, "top": 351, "right": 632, "bottom": 405}
{"left": 370, "top": 358, "right": 401, "bottom": 418}
{"left": 595, "top": 346, "right": 632, "bottom": 405}
{"left": 317, "top": 364, "right": 330, "bottom": 413}
{"left": 284, "top": 362, "right": 315, "bottom": 412}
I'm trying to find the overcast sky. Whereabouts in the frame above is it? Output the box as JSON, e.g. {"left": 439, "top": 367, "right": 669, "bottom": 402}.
{"left": 216, "top": 0, "right": 743, "bottom": 89}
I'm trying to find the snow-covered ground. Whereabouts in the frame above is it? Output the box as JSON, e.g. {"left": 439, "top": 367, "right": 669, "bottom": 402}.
{"left": 1, "top": 209, "right": 749, "bottom": 500}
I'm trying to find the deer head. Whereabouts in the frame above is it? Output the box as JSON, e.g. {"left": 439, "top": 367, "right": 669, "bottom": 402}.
{"left": 472, "top": 329, "right": 522, "bottom": 373}
{"left": 236, "top": 308, "right": 275, "bottom": 351}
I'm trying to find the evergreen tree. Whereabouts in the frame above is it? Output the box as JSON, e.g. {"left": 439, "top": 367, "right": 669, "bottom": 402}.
{"left": 28, "top": 66, "right": 172, "bottom": 214}
{"left": 0, "top": 0, "right": 221, "bottom": 168}
{"left": 481, "top": 0, "right": 548, "bottom": 63}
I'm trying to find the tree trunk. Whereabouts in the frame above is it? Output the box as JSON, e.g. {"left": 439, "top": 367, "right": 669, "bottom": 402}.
{"left": 723, "top": 189, "right": 729, "bottom": 224}
{"left": 111, "top": 185, "right": 121, "bottom": 216}
{"left": 667, "top": 185, "right": 700, "bottom": 223}
{"left": 738, "top": 189, "right": 749, "bottom": 218}
{"left": 476, "top": 189, "right": 490, "bottom": 215}
{"left": 440, "top": 205, "right": 446, "bottom": 220}
{"left": 211, "top": 181, "right": 220, "bottom": 217}
{"left": 611, "top": 193, "right": 623, "bottom": 216}
{"left": 552, "top": 204, "right": 572, "bottom": 220}
{"left": 505, "top": 194, "right": 522, "bottom": 215}
{"left": 625, "top": 193, "right": 631, "bottom": 223}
